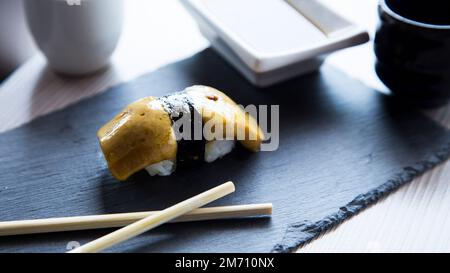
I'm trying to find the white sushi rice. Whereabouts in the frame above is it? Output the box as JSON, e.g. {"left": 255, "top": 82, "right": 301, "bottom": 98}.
{"left": 204, "top": 140, "right": 236, "bottom": 163}
{"left": 145, "top": 159, "right": 176, "bottom": 176}
{"left": 145, "top": 141, "right": 235, "bottom": 176}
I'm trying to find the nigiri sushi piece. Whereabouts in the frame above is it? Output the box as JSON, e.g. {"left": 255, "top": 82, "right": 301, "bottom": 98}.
{"left": 97, "top": 85, "right": 264, "bottom": 181}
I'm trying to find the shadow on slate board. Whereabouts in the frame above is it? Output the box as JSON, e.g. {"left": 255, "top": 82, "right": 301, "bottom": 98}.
{"left": 1, "top": 48, "right": 450, "bottom": 253}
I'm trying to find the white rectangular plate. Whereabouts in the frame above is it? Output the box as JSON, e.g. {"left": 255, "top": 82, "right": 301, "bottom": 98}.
{"left": 182, "top": 0, "right": 369, "bottom": 86}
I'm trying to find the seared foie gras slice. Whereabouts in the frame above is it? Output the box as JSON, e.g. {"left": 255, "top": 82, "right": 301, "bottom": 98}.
{"left": 97, "top": 97, "right": 177, "bottom": 181}
{"left": 186, "top": 86, "right": 265, "bottom": 152}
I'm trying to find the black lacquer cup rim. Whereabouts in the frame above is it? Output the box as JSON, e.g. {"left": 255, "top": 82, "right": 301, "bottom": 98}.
{"left": 380, "top": 0, "right": 450, "bottom": 30}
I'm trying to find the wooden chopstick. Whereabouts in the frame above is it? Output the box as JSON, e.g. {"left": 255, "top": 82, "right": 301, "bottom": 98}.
{"left": 68, "top": 181, "right": 235, "bottom": 253}
{"left": 0, "top": 203, "right": 272, "bottom": 237}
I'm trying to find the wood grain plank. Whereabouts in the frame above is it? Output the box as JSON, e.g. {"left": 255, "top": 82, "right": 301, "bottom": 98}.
{"left": 0, "top": 0, "right": 207, "bottom": 134}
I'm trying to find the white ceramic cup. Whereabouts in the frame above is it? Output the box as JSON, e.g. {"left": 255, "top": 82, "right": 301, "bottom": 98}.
{"left": 0, "top": 0, "right": 36, "bottom": 78}
{"left": 24, "top": 0, "right": 124, "bottom": 75}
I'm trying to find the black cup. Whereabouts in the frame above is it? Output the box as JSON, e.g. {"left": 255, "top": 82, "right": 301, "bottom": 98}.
{"left": 374, "top": 0, "right": 450, "bottom": 107}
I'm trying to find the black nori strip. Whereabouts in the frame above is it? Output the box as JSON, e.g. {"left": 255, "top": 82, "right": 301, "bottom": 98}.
{"left": 159, "top": 92, "right": 205, "bottom": 164}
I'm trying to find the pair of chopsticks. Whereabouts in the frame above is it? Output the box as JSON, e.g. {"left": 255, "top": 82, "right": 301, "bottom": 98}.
{"left": 0, "top": 181, "right": 271, "bottom": 253}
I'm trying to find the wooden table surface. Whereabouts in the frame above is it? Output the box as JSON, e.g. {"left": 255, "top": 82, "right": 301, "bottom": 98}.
{"left": 1, "top": 0, "right": 449, "bottom": 252}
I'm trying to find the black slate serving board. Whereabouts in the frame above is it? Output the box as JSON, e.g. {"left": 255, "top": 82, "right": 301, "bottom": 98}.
{"left": 1, "top": 49, "right": 450, "bottom": 253}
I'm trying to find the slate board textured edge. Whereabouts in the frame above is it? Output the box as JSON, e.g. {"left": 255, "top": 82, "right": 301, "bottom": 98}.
{"left": 1, "top": 48, "right": 450, "bottom": 252}
{"left": 272, "top": 142, "right": 450, "bottom": 253}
